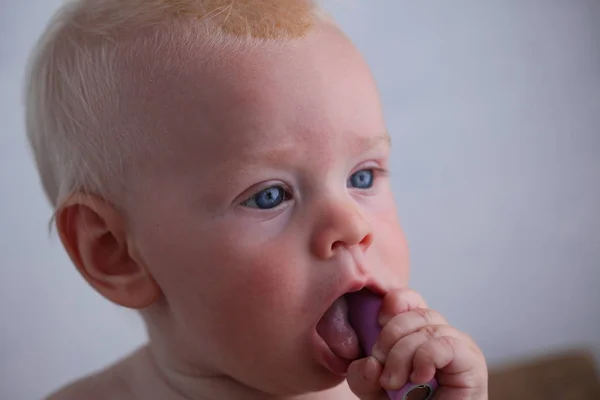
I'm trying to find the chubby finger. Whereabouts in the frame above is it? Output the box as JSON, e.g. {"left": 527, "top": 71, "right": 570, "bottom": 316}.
{"left": 376, "top": 328, "right": 430, "bottom": 390}
{"left": 379, "top": 288, "right": 428, "bottom": 326}
{"left": 431, "top": 333, "right": 488, "bottom": 389}
{"left": 373, "top": 308, "right": 448, "bottom": 363}
{"left": 346, "top": 357, "right": 386, "bottom": 400}
{"left": 410, "top": 336, "right": 456, "bottom": 384}
{"left": 410, "top": 332, "right": 488, "bottom": 399}
{"left": 378, "top": 325, "right": 457, "bottom": 390}
{"left": 409, "top": 330, "right": 486, "bottom": 388}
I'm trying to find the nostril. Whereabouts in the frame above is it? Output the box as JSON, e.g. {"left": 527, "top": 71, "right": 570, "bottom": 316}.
{"left": 360, "top": 232, "right": 373, "bottom": 248}
{"left": 331, "top": 233, "right": 372, "bottom": 253}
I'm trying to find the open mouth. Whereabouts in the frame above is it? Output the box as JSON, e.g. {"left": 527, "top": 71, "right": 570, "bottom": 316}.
{"left": 316, "top": 294, "right": 362, "bottom": 363}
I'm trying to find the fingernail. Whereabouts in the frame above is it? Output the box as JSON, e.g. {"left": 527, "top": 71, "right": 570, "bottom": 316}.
{"left": 381, "top": 370, "right": 400, "bottom": 389}
{"left": 410, "top": 371, "right": 418, "bottom": 383}
{"left": 378, "top": 312, "right": 392, "bottom": 326}
{"left": 371, "top": 344, "right": 385, "bottom": 363}
{"left": 362, "top": 356, "right": 379, "bottom": 381}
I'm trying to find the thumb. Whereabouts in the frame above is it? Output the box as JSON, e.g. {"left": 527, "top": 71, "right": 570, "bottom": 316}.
{"left": 346, "top": 357, "right": 387, "bottom": 400}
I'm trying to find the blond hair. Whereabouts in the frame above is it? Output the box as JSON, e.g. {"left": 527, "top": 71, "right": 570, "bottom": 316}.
{"left": 24, "top": 0, "right": 330, "bottom": 213}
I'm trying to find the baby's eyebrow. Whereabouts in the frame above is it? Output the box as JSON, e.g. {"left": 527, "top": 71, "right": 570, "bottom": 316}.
{"left": 230, "top": 131, "right": 391, "bottom": 169}
{"left": 354, "top": 132, "right": 391, "bottom": 151}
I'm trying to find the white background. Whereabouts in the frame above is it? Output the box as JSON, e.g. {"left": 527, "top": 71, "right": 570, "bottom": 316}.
{"left": 1, "top": 1, "right": 599, "bottom": 399}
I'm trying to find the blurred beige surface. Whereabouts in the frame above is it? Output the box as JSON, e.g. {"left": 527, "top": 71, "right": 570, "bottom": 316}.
{"left": 489, "top": 349, "right": 600, "bottom": 399}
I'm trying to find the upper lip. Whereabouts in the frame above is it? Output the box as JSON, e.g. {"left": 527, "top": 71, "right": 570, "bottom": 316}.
{"left": 315, "top": 250, "right": 390, "bottom": 325}
{"left": 345, "top": 278, "right": 387, "bottom": 297}
{"left": 339, "top": 248, "right": 388, "bottom": 296}
{"left": 317, "top": 276, "right": 388, "bottom": 323}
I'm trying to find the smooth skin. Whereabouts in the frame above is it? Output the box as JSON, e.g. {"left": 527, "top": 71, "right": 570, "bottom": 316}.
{"left": 50, "top": 20, "right": 487, "bottom": 400}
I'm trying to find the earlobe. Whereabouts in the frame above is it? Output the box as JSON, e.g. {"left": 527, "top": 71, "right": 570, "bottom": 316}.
{"left": 56, "top": 193, "right": 160, "bottom": 309}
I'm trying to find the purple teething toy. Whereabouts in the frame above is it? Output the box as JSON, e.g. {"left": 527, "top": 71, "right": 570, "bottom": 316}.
{"left": 346, "top": 290, "right": 438, "bottom": 400}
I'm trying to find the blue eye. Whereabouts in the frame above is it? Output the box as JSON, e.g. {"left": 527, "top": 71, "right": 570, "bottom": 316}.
{"left": 348, "top": 169, "right": 374, "bottom": 189}
{"left": 243, "top": 186, "right": 289, "bottom": 209}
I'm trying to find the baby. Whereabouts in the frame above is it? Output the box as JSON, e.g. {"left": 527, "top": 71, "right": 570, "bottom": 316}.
{"left": 24, "top": 0, "right": 488, "bottom": 399}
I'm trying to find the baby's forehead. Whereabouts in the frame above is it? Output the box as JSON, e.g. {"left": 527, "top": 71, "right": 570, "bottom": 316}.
{"left": 125, "top": 39, "right": 309, "bottom": 135}
{"left": 115, "top": 22, "right": 382, "bottom": 174}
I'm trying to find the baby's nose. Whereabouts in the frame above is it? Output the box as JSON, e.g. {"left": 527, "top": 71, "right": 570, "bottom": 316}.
{"left": 310, "top": 200, "right": 373, "bottom": 260}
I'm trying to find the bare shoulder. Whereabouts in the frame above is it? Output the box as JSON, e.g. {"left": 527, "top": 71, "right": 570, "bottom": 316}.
{"left": 45, "top": 374, "right": 110, "bottom": 400}
{"left": 45, "top": 356, "right": 135, "bottom": 400}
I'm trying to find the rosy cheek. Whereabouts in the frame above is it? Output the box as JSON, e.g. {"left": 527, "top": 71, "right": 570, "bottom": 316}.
{"left": 371, "top": 215, "right": 409, "bottom": 282}
{"left": 232, "top": 242, "right": 304, "bottom": 302}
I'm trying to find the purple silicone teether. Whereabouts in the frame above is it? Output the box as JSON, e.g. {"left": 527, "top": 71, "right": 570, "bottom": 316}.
{"left": 346, "top": 290, "right": 438, "bottom": 400}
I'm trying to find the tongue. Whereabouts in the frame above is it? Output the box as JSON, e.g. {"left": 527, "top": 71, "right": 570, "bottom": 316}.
{"left": 316, "top": 296, "right": 361, "bottom": 360}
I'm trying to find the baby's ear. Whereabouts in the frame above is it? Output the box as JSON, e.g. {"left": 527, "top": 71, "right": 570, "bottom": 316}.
{"left": 56, "top": 193, "right": 160, "bottom": 309}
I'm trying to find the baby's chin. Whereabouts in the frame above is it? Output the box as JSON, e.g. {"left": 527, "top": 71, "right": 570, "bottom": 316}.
{"left": 225, "top": 350, "right": 348, "bottom": 397}
{"left": 177, "top": 321, "right": 348, "bottom": 396}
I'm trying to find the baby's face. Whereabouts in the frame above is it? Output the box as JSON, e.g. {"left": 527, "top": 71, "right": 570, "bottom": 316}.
{"left": 124, "top": 24, "right": 409, "bottom": 394}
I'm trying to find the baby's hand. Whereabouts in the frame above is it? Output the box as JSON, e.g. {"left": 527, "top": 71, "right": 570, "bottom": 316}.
{"left": 347, "top": 289, "right": 488, "bottom": 400}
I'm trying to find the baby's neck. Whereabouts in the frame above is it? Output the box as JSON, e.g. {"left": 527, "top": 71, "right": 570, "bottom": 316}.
{"left": 121, "top": 344, "right": 357, "bottom": 400}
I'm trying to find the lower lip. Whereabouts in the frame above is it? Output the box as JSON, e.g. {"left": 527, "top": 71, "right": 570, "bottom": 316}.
{"left": 313, "top": 332, "right": 352, "bottom": 376}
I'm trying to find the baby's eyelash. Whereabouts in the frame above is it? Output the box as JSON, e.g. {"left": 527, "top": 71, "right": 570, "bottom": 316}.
{"left": 371, "top": 167, "right": 389, "bottom": 177}
{"left": 358, "top": 166, "right": 389, "bottom": 180}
